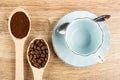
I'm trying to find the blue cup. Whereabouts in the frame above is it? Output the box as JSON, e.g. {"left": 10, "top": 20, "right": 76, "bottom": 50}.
{"left": 58, "top": 18, "right": 104, "bottom": 63}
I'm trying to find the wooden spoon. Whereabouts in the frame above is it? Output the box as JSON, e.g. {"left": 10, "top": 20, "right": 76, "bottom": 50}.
{"left": 27, "top": 38, "right": 50, "bottom": 80}
{"left": 8, "top": 8, "right": 31, "bottom": 80}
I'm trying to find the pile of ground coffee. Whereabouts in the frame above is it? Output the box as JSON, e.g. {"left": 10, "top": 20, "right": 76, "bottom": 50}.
{"left": 10, "top": 12, "right": 30, "bottom": 38}
{"left": 28, "top": 39, "right": 48, "bottom": 68}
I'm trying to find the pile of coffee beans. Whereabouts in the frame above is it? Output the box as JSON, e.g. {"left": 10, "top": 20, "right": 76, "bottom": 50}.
{"left": 28, "top": 39, "right": 48, "bottom": 68}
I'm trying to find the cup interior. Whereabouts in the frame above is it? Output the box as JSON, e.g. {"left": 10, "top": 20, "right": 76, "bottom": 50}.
{"left": 65, "top": 18, "right": 103, "bottom": 55}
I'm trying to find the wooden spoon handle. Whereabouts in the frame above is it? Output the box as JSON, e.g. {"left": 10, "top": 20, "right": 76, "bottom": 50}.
{"left": 34, "top": 75, "right": 42, "bottom": 80}
{"left": 33, "top": 69, "right": 44, "bottom": 80}
{"left": 15, "top": 41, "right": 24, "bottom": 80}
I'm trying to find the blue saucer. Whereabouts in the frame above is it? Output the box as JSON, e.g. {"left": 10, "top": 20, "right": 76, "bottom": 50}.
{"left": 52, "top": 11, "right": 110, "bottom": 67}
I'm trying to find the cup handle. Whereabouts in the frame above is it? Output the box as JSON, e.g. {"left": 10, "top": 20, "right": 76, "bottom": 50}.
{"left": 94, "top": 54, "right": 104, "bottom": 63}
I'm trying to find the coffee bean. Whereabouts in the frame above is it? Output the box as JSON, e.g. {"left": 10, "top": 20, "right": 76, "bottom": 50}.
{"left": 45, "top": 49, "right": 48, "bottom": 53}
{"left": 38, "top": 59, "right": 42, "bottom": 64}
{"left": 41, "top": 46, "right": 45, "bottom": 50}
{"left": 33, "top": 39, "right": 38, "bottom": 44}
{"left": 39, "top": 50, "right": 42, "bottom": 54}
{"left": 33, "top": 45, "right": 37, "bottom": 50}
{"left": 33, "top": 59, "right": 36, "bottom": 62}
{"left": 34, "top": 50, "right": 39, "bottom": 54}
{"left": 33, "top": 63, "right": 40, "bottom": 68}
{"left": 40, "top": 57, "right": 44, "bottom": 61}
{"left": 37, "top": 47, "right": 40, "bottom": 50}
{"left": 41, "top": 62, "right": 45, "bottom": 67}
{"left": 33, "top": 55, "right": 37, "bottom": 59}
{"left": 46, "top": 54, "right": 48, "bottom": 58}
{"left": 36, "top": 54, "right": 40, "bottom": 58}
{"left": 45, "top": 58, "right": 48, "bottom": 61}
{"left": 29, "top": 51, "right": 34, "bottom": 55}
{"left": 40, "top": 39, "right": 44, "bottom": 43}
{"left": 31, "top": 60, "right": 35, "bottom": 64}
{"left": 30, "top": 43, "right": 34, "bottom": 49}
{"left": 36, "top": 39, "right": 40, "bottom": 44}
{"left": 42, "top": 50, "right": 46, "bottom": 54}
{"left": 41, "top": 54, "right": 45, "bottom": 58}
{"left": 29, "top": 48, "right": 34, "bottom": 51}
{"left": 39, "top": 43, "right": 43, "bottom": 47}
{"left": 29, "top": 54, "right": 33, "bottom": 60}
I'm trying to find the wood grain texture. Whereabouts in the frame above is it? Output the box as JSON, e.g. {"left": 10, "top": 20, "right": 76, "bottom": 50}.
{"left": 0, "top": 0, "right": 120, "bottom": 80}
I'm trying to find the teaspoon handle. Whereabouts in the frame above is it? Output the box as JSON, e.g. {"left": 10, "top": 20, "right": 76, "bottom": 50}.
{"left": 33, "top": 69, "right": 44, "bottom": 80}
{"left": 93, "top": 15, "right": 111, "bottom": 22}
{"left": 15, "top": 41, "right": 24, "bottom": 80}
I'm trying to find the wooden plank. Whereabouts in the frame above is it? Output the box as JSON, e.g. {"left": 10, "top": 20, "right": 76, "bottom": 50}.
{"left": 0, "top": 0, "right": 120, "bottom": 80}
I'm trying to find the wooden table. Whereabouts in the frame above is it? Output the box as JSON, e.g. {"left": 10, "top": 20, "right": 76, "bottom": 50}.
{"left": 0, "top": 0, "right": 120, "bottom": 80}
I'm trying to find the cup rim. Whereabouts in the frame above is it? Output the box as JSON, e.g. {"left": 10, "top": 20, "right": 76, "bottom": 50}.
{"left": 65, "top": 17, "right": 104, "bottom": 56}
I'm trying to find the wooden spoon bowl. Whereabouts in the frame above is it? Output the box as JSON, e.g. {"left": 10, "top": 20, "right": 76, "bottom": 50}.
{"left": 27, "top": 38, "right": 50, "bottom": 80}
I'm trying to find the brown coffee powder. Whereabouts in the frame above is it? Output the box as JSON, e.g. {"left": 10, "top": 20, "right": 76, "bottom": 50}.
{"left": 10, "top": 12, "right": 30, "bottom": 38}
{"left": 28, "top": 39, "right": 48, "bottom": 68}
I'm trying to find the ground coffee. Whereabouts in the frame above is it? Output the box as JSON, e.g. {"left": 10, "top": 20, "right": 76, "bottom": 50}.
{"left": 28, "top": 39, "right": 48, "bottom": 68}
{"left": 10, "top": 12, "right": 30, "bottom": 38}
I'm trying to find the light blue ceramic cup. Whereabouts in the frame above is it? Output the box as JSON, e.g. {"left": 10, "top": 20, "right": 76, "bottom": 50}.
{"left": 58, "top": 18, "right": 104, "bottom": 63}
